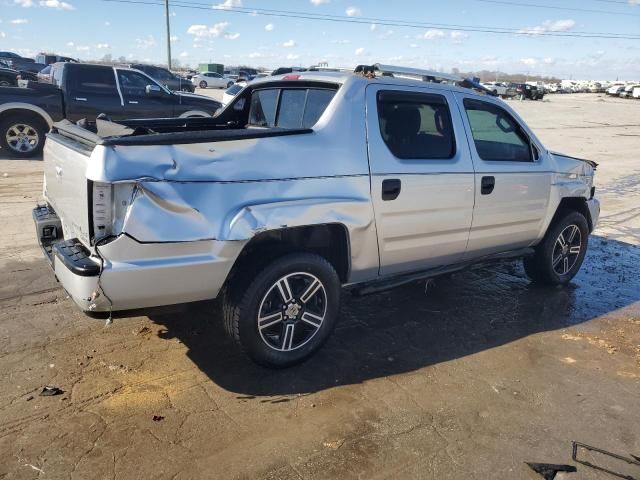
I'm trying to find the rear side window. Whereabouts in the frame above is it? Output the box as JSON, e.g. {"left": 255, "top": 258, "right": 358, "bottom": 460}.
{"left": 463, "top": 99, "right": 532, "bottom": 162}
{"left": 377, "top": 91, "right": 455, "bottom": 159}
{"left": 72, "top": 66, "right": 117, "bottom": 94}
{"left": 248, "top": 87, "right": 336, "bottom": 128}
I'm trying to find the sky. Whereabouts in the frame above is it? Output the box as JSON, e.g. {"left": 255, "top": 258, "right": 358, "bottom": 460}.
{"left": 1, "top": 0, "right": 639, "bottom": 79}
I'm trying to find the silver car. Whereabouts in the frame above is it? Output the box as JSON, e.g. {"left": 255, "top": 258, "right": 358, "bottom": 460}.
{"left": 34, "top": 64, "right": 599, "bottom": 367}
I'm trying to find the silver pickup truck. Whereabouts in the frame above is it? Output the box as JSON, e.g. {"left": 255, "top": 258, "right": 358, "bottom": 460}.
{"left": 33, "top": 64, "right": 599, "bottom": 367}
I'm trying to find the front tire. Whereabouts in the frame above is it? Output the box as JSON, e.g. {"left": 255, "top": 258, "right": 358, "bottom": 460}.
{"left": 0, "top": 113, "right": 48, "bottom": 158}
{"left": 226, "top": 81, "right": 233, "bottom": 88}
{"left": 523, "top": 210, "right": 589, "bottom": 285}
{"left": 198, "top": 80, "right": 207, "bottom": 89}
{"left": 222, "top": 253, "right": 341, "bottom": 368}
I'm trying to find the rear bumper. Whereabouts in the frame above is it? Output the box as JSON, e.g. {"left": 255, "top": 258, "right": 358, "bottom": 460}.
{"left": 33, "top": 205, "right": 245, "bottom": 313}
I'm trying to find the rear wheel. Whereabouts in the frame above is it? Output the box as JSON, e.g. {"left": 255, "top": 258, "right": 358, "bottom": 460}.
{"left": 222, "top": 253, "right": 341, "bottom": 368}
{"left": 0, "top": 113, "right": 48, "bottom": 158}
{"left": 523, "top": 210, "right": 589, "bottom": 285}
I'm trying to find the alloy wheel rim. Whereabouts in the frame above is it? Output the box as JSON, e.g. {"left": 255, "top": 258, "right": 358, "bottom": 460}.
{"left": 257, "top": 272, "right": 327, "bottom": 352}
{"left": 6, "top": 123, "right": 39, "bottom": 153}
{"left": 552, "top": 224, "right": 582, "bottom": 275}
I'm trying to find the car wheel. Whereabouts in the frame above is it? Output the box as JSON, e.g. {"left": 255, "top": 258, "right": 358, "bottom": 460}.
{"left": 523, "top": 210, "right": 589, "bottom": 285}
{"left": 199, "top": 80, "right": 207, "bottom": 89}
{"left": 222, "top": 253, "right": 341, "bottom": 368}
{"left": 226, "top": 81, "right": 233, "bottom": 88}
{"left": 0, "top": 113, "right": 48, "bottom": 159}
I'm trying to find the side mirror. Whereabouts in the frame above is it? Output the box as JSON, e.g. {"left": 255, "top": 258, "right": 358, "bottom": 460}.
{"left": 145, "top": 84, "right": 164, "bottom": 97}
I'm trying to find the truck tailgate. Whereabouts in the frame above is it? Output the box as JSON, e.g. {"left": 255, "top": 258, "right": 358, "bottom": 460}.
{"left": 43, "top": 133, "right": 92, "bottom": 247}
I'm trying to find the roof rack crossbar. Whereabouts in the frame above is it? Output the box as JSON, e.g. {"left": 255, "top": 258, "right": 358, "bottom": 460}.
{"left": 355, "top": 63, "right": 497, "bottom": 97}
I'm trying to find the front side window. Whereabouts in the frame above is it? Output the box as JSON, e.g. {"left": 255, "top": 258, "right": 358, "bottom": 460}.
{"left": 377, "top": 91, "right": 455, "bottom": 159}
{"left": 72, "top": 66, "right": 117, "bottom": 95}
{"left": 117, "top": 70, "right": 156, "bottom": 97}
{"left": 463, "top": 99, "right": 532, "bottom": 162}
{"left": 248, "top": 87, "right": 336, "bottom": 128}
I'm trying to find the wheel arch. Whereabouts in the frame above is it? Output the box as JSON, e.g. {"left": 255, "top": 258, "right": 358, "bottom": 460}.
{"left": 178, "top": 110, "right": 211, "bottom": 118}
{"left": 551, "top": 197, "right": 593, "bottom": 232}
{"left": 225, "top": 223, "right": 352, "bottom": 287}
{"left": 0, "top": 104, "right": 54, "bottom": 128}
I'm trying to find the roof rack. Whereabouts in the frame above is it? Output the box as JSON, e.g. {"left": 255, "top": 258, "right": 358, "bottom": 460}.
{"left": 354, "top": 63, "right": 497, "bottom": 96}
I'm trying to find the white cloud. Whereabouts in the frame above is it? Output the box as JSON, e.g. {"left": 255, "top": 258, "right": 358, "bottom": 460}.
{"left": 104, "top": 21, "right": 110, "bottom": 26}
{"left": 331, "top": 39, "right": 350, "bottom": 44}
{"left": 10, "top": 19, "right": 28, "bottom": 24}
{"left": 282, "top": 39, "right": 296, "bottom": 47}
{"left": 419, "top": 29, "right": 445, "bottom": 40}
{"left": 248, "top": 52, "right": 262, "bottom": 58}
{"left": 225, "top": 32, "right": 240, "bottom": 40}
{"left": 264, "top": 23, "right": 274, "bottom": 31}
{"left": 170, "top": 35, "right": 178, "bottom": 42}
{"left": 180, "top": 51, "right": 188, "bottom": 57}
{"left": 409, "top": 43, "right": 418, "bottom": 48}
{"left": 520, "top": 57, "right": 538, "bottom": 66}
{"left": 370, "top": 23, "right": 377, "bottom": 31}
{"left": 345, "top": 6, "right": 361, "bottom": 16}
{"left": 629, "top": 0, "right": 639, "bottom": 5}
{"left": 543, "top": 57, "right": 556, "bottom": 65}
{"left": 187, "top": 22, "right": 229, "bottom": 38}
{"left": 40, "top": 0, "right": 74, "bottom": 10}
{"left": 214, "top": 0, "right": 241, "bottom": 9}
{"left": 135, "top": 35, "right": 156, "bottom": 49}
{"left": 14, "top": 0, "right": 34, "bottom": 7}
{"left": 96, "top": 43, "right": 109, "bottom": 49}
{"left": 450, "top": 31, "right": 469, "bottom": 44}
{"left": 76, "top": 45, "right": 90, "bottom": 52}
{"left": 310, "top": 0, "right": 330, "bottom": 5}
{"left": 0, "top": 32, "right": 5, "bottom": 38}
{"left": 355, "top": 47, "right": 367, "bottom": 56}
{"left": 66, "top": 41, "right": 74, "bottom": 46}
{"left": 518, "top": 19, "right": 575, "bottom": 35}
{"left": 286, "top": 53, "right": 299, "bottom": 60}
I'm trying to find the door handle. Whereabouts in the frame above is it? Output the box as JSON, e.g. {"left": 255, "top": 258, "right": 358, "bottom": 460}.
{"left": 128, "top": 101, "right": 139, "bottom": 104}
{"left": 74, "top": 97, "right": 87, "bottom": 101}
{"left": 481, "top": 176, "right": 495, "bottom": 195}
{"left": 382, "top": 179, "right": 401, "bottom": 201}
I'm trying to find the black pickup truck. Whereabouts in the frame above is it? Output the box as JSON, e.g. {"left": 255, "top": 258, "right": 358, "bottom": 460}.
{"left": 0, "top": 62, "right": 222, "bottom": 158}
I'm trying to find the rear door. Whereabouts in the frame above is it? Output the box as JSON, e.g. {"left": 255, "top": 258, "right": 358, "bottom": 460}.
{"left": 63, "top": 65, "right": 124, "bottom": 122}
{"left": 116, "top": 69, "right": 174, "bottom": 118}
{"left": 455, "top": 94, "right": 552, "bottom": 258}
{"left": 366, "top": 84, "right": 476, "bottom": 276}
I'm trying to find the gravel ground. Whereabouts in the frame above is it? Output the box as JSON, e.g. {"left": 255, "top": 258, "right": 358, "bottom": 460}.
{"left": 0, "top": 92, "right": 639, "bottom": 480}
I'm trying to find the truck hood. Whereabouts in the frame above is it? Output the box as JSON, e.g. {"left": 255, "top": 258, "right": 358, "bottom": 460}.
{"left": 175, "top": 91, "right": 221, "bottom": 110}
{"left": 549, "top": 151, "right": 598, "bottom": 170}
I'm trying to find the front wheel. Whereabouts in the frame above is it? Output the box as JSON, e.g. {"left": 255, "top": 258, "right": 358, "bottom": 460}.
{"left": 222, "top": 253, "right": 341, "bottom": 368}
{"left": 226, "top": 81, "right": 234, "bottom": 88}
{"left": 523, "top": 210, "right": 589, "bottom": 285}
{"left": 198, "top": 80, "right": 207, "bottom": 89}
{"left": 0, "top": 113, "right": 48, "bottom": 158}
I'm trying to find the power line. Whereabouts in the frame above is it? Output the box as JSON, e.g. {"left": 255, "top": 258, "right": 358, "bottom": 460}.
{"left": 99, "top": 0, "right": 640, "bottom": 40}
{"left": 474, "top": 0, "right": 640, "bottom": 17}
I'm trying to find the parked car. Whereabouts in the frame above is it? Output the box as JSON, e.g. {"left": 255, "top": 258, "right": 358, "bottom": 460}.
{"left": 0, "top": 62, "right": 221, "bottom": 157}
{"left": 0, "top": 52, "right": 47, "bottom": 74}
{"left": 0, "top": 64, "right": 20, "bottom": 87}
{"left": 130, "top": 64, "right": 195, "bottom": 93}
{"left": 513, "top": 83, "right": 544, "bottom": 100}
{"left": 620, "top": 84, "right": 639, "bottom": 98}
{"left": 606, "top": 84, "right": 625, "bottom": 96}
{"left": 481, "top": 82, "right": 516, "bottom": 98}
{"left": 32, "top": 65, "right": 599, "bottom": 367}
{"left": 35, "top": 53, "right": 78, "bottom": 65}
{"left": 192, "top": 72, "right": 234, "bottom": 89}
{"left": 221, "top": 81, "right": 246, "bottom": 106}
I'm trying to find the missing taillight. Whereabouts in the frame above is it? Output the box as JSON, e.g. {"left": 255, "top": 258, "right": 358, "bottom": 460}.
{"left": 92, "top": 182, "right": 112, "bottom": 242}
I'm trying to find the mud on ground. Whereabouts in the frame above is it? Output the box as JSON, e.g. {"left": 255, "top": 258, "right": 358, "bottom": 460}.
{"left": 0, "top": 93, "right": 639, "bottom": 479}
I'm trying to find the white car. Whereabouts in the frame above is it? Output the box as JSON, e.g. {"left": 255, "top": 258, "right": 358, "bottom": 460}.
{"left": 191, "top": 72, "right": 234, "bottom": 89}
{"left": 222, "top": 81, "right": 247, "bottom": 106}
{"left": 633, "top": 86, "right": 640, "bottom": 99}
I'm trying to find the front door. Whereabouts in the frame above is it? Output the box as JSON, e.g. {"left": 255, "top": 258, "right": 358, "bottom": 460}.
{"left": 455, "top": 94, "right": 552, "bottom": 258}
{"left": 366, "top": 85, "right": 476, "bottom": 276}
{"left": 64, "top": 65, "right": 124, "bottom": 122}
{"left": 116, "top": 69, "right": 174, "bottom": 119}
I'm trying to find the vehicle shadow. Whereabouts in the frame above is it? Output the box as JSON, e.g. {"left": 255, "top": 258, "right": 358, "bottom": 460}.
{"left": 149, "top": 235, "right": 640, "bottom": 395}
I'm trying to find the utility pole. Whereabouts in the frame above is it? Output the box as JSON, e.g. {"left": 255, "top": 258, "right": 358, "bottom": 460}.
{"left": 165, "top": 0, "right": 172, "bottom": 69}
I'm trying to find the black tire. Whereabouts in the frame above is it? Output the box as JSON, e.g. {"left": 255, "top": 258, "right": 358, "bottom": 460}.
{"left": 0, "top": 113, "right": 48, "bottom": 158}
{"left": 199, "top": 80, "right": 207, "bottom": 89}
{"left": 523, "top": 210, "right": 589, "bottom": 285}
{"left": 226, "top": 81, "right": 233, "bottom": 88}
{"left": 222, "top": 253, "right": 341, "bottom": 368}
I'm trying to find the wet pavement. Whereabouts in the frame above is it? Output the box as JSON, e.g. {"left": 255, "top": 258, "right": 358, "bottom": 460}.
{"left": 1, "top": 93, "right": 639, "bottom": 479}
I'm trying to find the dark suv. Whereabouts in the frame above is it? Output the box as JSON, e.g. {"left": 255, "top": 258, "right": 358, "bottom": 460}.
{"left": 513, "top": 83, "right": 544, "bottom": 101}
{"left": 130, "top": 64, "right": 195, "bottom": 93}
